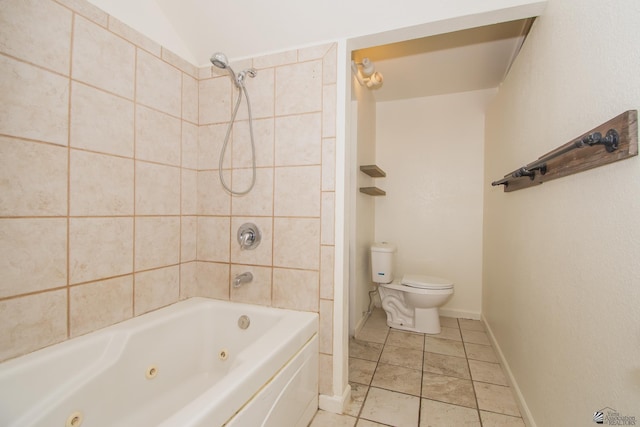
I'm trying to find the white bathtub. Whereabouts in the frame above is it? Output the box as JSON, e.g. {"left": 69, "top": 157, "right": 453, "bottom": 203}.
{"left": 0, "top": 297, "right": 319, "bottom": 427}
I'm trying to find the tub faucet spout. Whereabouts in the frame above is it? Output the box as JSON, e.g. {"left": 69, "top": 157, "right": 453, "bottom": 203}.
{"left": 233, "top": 272, "right": 253, "bottom": 288}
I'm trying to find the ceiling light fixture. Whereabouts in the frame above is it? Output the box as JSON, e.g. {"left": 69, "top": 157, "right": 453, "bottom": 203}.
{"left": 351, "top": 58, "right": 384, "bottom": 89}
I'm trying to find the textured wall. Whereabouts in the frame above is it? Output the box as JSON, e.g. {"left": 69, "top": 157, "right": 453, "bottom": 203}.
{"left": 483, "top": 0, "right": 640, "bottom": 424}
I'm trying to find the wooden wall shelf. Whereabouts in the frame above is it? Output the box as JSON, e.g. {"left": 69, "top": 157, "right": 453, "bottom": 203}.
{"left": 359, "top": 187, "right": 386, "bottom": 196}
{"left": 360, "top": 165, "right": 386, "bottom": 178}
{"left": 491, "top": 110, "right": 638, "bottom": 192}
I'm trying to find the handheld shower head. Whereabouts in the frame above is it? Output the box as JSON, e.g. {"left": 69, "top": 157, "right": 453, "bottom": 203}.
{"left": 210, "top": 52, "right": 229, "bottom": 69}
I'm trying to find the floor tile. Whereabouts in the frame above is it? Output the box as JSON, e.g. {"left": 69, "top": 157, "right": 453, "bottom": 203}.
{"left": 380, "top": 344, "right": 423, "bottom": 370}
{"left": 357, "top": 325, "right": 389, "bottom": 344}
{"left": 459, "top": 318, "right": 485, "bottom": 331}
{"left": 439, "top": 316, "right": 459, "bottom": 329}
{"left": 468, "top": 360, "right": 508, "bottom": 386}
{"left": 420, "top": 399, "right": 481, "bottom": 426}
{"left": 309, "top": 409, "right": 357, "bottom": 427}
{"left": 464, "top": 342, "right": 498, "bottom": 363}
{"left": 423, "top": 352, "right": 470, "bottom": 379}
{"left": 386, "top": 330, "right": 424, "bottom": 350}
{"left": 480, "top": 411, "right": 526, "bottom": 426}
{"left": 344, "top": 382, "right": 368, "bottom": 417}
{"left": 349, "top": 357, "right": 377, "bottom": 385}
{"left": 422, "top": 372, "right": 477, "bottom": 409}
{"left": 430, "top": 326, "right": 462, "bottom": 342}
{"left": 461, "top": 329, "right": 491, "bottom": 345}
{"left": 424, "top": 336, "right": 466, "bottom": 358}
{"left": 356, "top": 420, "right": 390, "bottom": 427}
{"left": 360, "top": 387, "right": 420, "bottom": 427}
{"left": 372, "top": 363, "right": 422, "bottom": 396}
{"left": 350, "top": 338, "right": 384, "bottom": 361}
{"left": 474, "top": 382, "right": 520, "bottom": 416}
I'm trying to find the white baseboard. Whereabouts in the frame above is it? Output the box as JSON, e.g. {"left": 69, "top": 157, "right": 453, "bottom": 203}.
{"left": 439, "top": 308, "right": 481, "bottom": 320}
{"left": 482, "top": 314, "right": 536, "bottom": 427}
{"left": 318, "top": 384, "right": 351, "bottom": 414}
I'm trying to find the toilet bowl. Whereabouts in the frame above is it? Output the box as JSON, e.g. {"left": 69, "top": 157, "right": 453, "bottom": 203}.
{"left": 371, "top": 243, "right": 454, "bottom": 334}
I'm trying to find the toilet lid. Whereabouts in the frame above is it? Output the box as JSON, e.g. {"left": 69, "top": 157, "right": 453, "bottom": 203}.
{"left": 401, "top": 274, "right": 454, "bottom": 290}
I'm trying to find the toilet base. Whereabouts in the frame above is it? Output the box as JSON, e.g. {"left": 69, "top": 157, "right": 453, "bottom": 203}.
{"left": 385, "top": 307, "right": 442, "bottom": 335}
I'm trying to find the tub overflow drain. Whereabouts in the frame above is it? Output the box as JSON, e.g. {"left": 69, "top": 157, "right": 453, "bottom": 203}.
{"left": 238, "top": 315, "right": 250, "bottom": 329}
{"left": 219, "top": 348, "right": 229, "bottom": 360}
{"left": 65, "top": 411, "right": 83, "bottom": 427}
{"left": 145, "top": 365, "right": 159, "bottom": 379}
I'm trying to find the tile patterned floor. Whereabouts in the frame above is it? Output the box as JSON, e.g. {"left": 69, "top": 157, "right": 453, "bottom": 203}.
{"left": 309, "top": 309, "right": 526, "bottom": 427}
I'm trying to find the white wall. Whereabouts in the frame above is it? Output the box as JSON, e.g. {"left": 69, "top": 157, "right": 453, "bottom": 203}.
{"left": 350, "top": 82, "right": 378, "bottom": 335}
{"left": 484, "top": 0, "right": 640, "bottom": 424}
{"left": 375, "top": 90, "right": 494, "bottom": 318}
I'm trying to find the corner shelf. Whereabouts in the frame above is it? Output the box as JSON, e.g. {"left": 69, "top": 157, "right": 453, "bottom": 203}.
{"left": 359, "top": 164, "right": 386, "bottom": 196}
{"left": 359, "top": 187, "right": 386, "bottom": 196}
{"left": 360, "top": 165, "right": 386, "bottom": 178}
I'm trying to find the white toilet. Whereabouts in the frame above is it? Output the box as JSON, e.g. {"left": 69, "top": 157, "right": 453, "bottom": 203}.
{"left": 371, "top": 242, "right": 454, "bottom": 334}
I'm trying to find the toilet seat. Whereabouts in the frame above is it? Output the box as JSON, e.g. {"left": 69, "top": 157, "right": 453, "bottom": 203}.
{"left": 401, "top": 274, "right": 453, "bottom": 290}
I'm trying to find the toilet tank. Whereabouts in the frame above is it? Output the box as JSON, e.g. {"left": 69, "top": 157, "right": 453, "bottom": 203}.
{"left": 371, "top": 242, "right": 396, "bottom": 284}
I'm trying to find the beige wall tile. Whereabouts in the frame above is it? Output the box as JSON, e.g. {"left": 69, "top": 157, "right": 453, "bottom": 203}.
{"left": 199, "top": 124, "right": 231, "bottom": 170}
{"left": 70, "top": 81, "right": 134, "bottom": 157}
{"left": 0, "top": 55, "right": 69, "bottom": 145}
{"left": 319, "top": 299, "right": 334, "bottom": 354}
{"left": 273, "top": 218, "right": 320, "bottom": 270}
{"left": 320, "top": 245, "right": 335, "bottom": 300}
{"left": 134, "top": 265, "right": 180, "bottom": 315}
{"left": 162, "top": 48, "right": 197, "bottom": 77}
{"left": 181, "top": 216, "right": 197, "bottom": 262}
{"left": 253, "top": 50, "right": 297, "bottom": 69}
{"left": 273, "top": 268, "right": 319, "bottom": 312}
{"left": 232, "top": 118, "right": 275, "bottom": 168}
{"left": 197, "top": 170, "right": 231, "bottom": 215}
{"left": 274, "top": 166, "right": 321, "bottom": 217}
{"left": 195, "top": 261, "right": 230, "bottom": 300}
{"left": 197, "top": 216, "right": 230, "bottom": 262}
{"left": 298, "top": 43, "right": 333, "bottom": 62}
{"left": 182, "top": 74, "right": 199, "bottom": 124}
{"left": 0, "top": 137, "right": 67, "bottom": 216}
{"left": 182, "top": 122, "right": 198, "bottom": 169}
{"left": 69, "top": 217, "right": 133, "bottom": 284}
{"left": 69, "top": 275, "right": 133, "bottom": 337}
{"left": 275, "top": 60, "right": 322, "bottom": 115}
{"left": 135, "top": 216, "right": 180, "bottom": 271}
{"left": 319, "top": 353, "right": 333, "bottom": 395}
{"left": 72, "top": 16, "right": 135, "bottom": 99}
{"left": 322, "top": 138, "right": 336, "bottom": 191}
{"left": 199, "top": 77, "right": 231, "bottom": 125}
{"left": 236, "top": 68, "right": 275, "bottom": 120}
{"left": 230, "top": 216, "right": 273, "bottom": 266}
{"left": 321, "top": 192, "right": 335, "bottom": 245}
{"left": 70, "top": 150, "right": 134, "bottom": 216}
{"left": 274, "top": 113, "right": 321, "bottom": 166}
{"left": 182, "top": 169, "right": 197, "bottom": 215}
{"left": 0, "top": 0, "right": 72, "bottom": 75}
{"left": 230, "top": 264, "right": 272, "bottom": 306}
{"left": 0, "top": 218, "right": 66, "bottom": 298}
{"left": 231, "top": 168, "right": 274, "bottom": 217}
{"left": 180, "top": 261, "right": 197, "bottom": 298}
{"left": 323, "top": 85, "right": 337, "bottom": 137}
{"left": 0, "top": 290, "right": 67, "bottom": 362}
{"left": 136, "top": 50, "right": 182, "bottom": 117}
{"left": 55, "top": 0, "right": 108, "bottom": 27}
{"left": 108, "top": 17, "right": 161, "bottom": 57}
{"left": 135, "top": 105, "right": 181, "bottom": 166}
{"left": 198, "top": 66, "right": 212, "bottom": 80}
{"left": 135, "top": 161, "right": 180, "bottom": 215}
{"left": 323, "top": 44, "right": 338, "bottom": 85}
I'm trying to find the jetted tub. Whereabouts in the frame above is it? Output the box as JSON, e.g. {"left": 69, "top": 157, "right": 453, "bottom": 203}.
{"left": 0, "top": 297, "right": 319, "bottom": 427}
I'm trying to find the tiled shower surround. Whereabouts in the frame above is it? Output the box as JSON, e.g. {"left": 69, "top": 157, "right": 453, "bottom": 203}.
{"left": 0, "top": 0, "right": 337, "bottom": 394}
